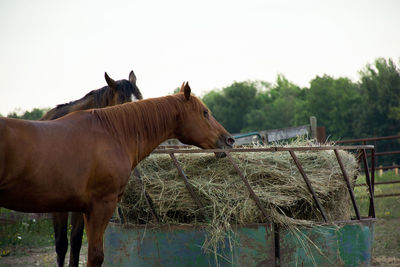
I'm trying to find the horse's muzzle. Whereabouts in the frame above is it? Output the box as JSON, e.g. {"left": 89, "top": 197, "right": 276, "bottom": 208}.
{"left": 215, "top": 135, "right": 235, "bottom": 158}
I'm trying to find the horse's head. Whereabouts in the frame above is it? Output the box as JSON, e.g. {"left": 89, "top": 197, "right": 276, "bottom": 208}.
{"left": 174, "top": 82, "right": 234, "bottom": 157}
{"left": 105, "top": 71, "right": 143, "bottom": 105}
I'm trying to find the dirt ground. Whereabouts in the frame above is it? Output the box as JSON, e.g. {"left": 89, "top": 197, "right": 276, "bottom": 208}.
{"left": 1, "top": 245, "right": 399, "bottom": 267}
{"left": 372, "top": 256, "right": 400, "bottom": 267}
{"left": 0, "top": 245, "right": 87, "bottom": 267}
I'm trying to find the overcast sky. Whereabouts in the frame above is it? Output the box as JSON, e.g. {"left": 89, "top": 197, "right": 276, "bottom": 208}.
{"left": 0, "top": 0, "right": 399, "bottom": 116}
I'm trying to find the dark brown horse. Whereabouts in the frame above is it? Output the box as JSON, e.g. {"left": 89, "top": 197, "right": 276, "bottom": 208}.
{"left": 0, "top": 82, "right": 234, "bottom": 266}
{"left": 41, "top": 71, "right": 143, "bottom": 267}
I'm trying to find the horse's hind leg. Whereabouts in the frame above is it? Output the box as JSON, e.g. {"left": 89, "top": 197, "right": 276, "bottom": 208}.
{"left": 52, "top": 212, "right": 69, "bottom": 267}
{"left": 69, "top": 212, "right": 84, "bottom": 267}
{"left": 84, "top": 200, "right": 117, "bottom": 267}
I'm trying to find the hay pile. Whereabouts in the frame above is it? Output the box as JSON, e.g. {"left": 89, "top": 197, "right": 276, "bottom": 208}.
{"left": 119, "top": 143, "right": 358, "bottom": 261}
{"left": 120, "top": 145, "right": 358, "bottom": 228}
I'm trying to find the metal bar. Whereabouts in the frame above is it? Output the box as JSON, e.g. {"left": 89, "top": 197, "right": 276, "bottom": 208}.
{"left": 359, "top": 165, "right": 400, "bottom": 172}
{"left": 153, "top": 145, "right": 374, "bottom": 154}
{"left": 371, "top": 148, "right": 375, "bottom": 195}
{"left": 373, "top": 165, "right": 400, "bottom": 170}
{"left": 334, "top": 150, "right": 361, "bottom": 220}
{"left": 289, "top": 150, "right": 328, "bottom": 222}
{"left": 273, "top": 146, "right": 375, "bottom": 151}
{"left": 367, "top": 150, "right": 400, "bottom": 157}
{"left": 362, "top": 149, "right": 376, "bottom": 218}
{"left": 274, "top": 223, "right": 280, "bottom": 267}
{"left": 355, "top": 180, "right": 400, "bottom": 186}
{"left": 336, "top": 135, "right": 400, "bottom": 144}
{"left": 225, "top": 152, "right": 271, "bottom": 221}
{"left": 133, "top": 169, "right": 161, "bottom": 224}
{"left": 375, "top": 193, "right": 400, "bottom": 198}
{"left": 169, "top": 153, "right": 207, "bottom": 212}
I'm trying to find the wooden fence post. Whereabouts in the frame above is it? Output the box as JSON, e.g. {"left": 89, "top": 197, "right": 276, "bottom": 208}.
{"left": 310, "top": 116, "right": 317, "bottom": 140}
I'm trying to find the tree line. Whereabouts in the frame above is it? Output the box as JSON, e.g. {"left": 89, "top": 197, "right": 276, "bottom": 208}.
{"left": 203, "top": 58, "right": 400, "bottom": 141}
{"left": 4, "top": 58, "right": 400, "bottom": 141}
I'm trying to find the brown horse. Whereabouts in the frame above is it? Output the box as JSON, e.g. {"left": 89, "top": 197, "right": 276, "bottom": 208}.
{"left": 40, "top": 71, "right": 143, "bottom": 267}
{"left": 0, "top": 82, "right": 234, "bottom": 267}
{"left": 41, "top": 71, "right": 142, "bottom": 120}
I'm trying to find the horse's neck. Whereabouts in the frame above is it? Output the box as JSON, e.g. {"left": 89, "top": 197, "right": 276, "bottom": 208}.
{"left": 96, "top": 99, "right": 178, "bottom": 168}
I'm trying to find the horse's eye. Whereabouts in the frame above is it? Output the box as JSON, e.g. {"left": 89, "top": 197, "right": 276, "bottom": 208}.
{"left": 203, "top": 109, "right": 209, "bottom": 118}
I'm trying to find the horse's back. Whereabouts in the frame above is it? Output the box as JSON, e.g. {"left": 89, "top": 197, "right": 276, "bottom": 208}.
{"left": 0, "top": 115, "right": 93, "bottom": 211}
{"left": 0, "top": 113, "right": 131, "bottom": 213}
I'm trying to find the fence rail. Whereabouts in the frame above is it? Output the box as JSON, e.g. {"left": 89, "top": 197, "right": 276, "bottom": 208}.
{"left": 337, "top": 135, "right": 400, "bottom": 198}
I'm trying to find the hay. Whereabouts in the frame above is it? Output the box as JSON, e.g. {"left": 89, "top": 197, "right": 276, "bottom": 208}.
{"left": 119, "top": 142, "right": 359, "bottom": 261}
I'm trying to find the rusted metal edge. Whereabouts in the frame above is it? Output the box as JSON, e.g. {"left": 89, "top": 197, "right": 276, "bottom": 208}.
{"left": 367, "top": 150, "right": 400, "bottom": 157}
{"left": 289, "top": 150, "right": 328, "bottom": 222}
{"left": 371, "top": 148, "right": 375, "bottom": 195}
{"left": 133, "top": 169, "right": 161, "bottom": 224}
{"left": 152, "top": 145, "right": 374, "bottom": 154}
{"left": 361, "top": 149, "right": 376, "bottom": 218}
{"left": 335, "top": 135, "right": 400, "bottom": 144}
{"left": 334, "top": 150, "right": 361, "bottom": 220}
{"left": 225, "top": 152, "right": 271, "bottom": 221}
{"left": 169, "top": 153, "right": 208, "bottom": 220}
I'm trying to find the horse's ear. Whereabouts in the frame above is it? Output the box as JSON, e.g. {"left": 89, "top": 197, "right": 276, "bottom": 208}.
{"left": 179, "top": 81, "right": 191, "bottom": 100}
{"left": 179, "top": 82, "right": 186, "bottom": 92}
{"left": 184, "top": 82, "right": 191, "bottom": 100}
{"left": 105, "top": 72, "right": 117, "bottom": 89}
{"left": 129, "top": 70, "right": 137, "bottom": 85}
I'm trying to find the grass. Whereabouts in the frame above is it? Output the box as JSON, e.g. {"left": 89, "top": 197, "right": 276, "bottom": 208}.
{"left": 354, "top": 170, "right": 400, "bottom": 261}
{"left": 0, "top": 210, "right": 87, "bottom": 258}
{"left": 0, "top": 216, "right": 54, "bottom": 257}
{"left": 355, "top": 170, "right": 400, "bottom": 218}
{"left": 373, "top": 218, "right": 400, "bottom": 258}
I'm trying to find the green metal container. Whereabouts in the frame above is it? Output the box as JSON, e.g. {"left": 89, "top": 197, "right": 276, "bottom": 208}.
{"left": 104, "top": 219, "right": 374, "bottom": 267}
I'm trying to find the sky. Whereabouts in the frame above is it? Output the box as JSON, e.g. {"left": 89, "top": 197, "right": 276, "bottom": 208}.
{"left": 0, "top": 0, "right": 399, "bottom": 116}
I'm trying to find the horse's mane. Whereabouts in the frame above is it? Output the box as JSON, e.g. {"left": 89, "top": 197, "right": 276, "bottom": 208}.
{"left": 41, "top": 80, "right": 139, "bottom": 120}
{"left": 59, "top": 79, "right": 138, "bottom": 109}
{"left": 93, "top": 93, "right": 205, "bottom": 142}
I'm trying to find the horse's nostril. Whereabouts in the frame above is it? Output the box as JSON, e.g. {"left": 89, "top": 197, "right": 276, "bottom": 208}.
{"left": 226, "top": 136, "right": 235, "bottom": 146}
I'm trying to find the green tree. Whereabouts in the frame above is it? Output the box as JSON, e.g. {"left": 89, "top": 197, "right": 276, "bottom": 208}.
{"left": 355, "top": 58, "right": 400, "bottom": 137}
{"left": 7, "top": 108, "right": 48, "bottom": 120}
{"left": 244, "top": 75, "right": 305, "bottom": 131}
{"left": 203, "top": 81, "right": 260, "bottom": 133}
{"left": 297, "top": 75, "right": 361, "bottom": 140}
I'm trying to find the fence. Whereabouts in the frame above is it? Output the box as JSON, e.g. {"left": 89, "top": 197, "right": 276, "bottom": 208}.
{"left": 233, "top": 117, "right": 323, "bottom": 146}
{"left": 336, "top": 135, "right": 400, "bottom": 198}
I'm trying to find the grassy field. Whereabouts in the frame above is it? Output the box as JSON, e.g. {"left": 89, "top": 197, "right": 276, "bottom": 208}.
{"left": 0, "top": 211, "right": 87, "bottom": 259}
{"left": 0, "top": 214, "right": 55, "bottom": 258}
{"left": 355, "top": 170, "right": 400, "bottom": 218}
{"left": 355, "top": 170, "right": 400, "bottom": 265}
{"left": 0, "top": 171, "right": 399, "bottom": 266}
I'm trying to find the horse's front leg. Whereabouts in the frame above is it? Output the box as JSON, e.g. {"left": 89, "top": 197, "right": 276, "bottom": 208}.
{"left": 84, "top": 199, "right": 117, "bottom": 267}
{"left": 69, "top": 212, "right": 85, "bottom": 267}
